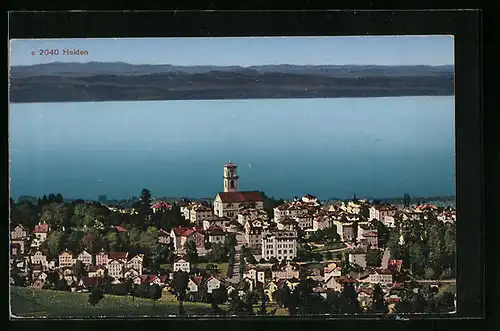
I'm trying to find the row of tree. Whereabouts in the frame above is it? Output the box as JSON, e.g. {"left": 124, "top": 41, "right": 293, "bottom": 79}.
{"left": 386, "top": 213, "right": 456, "bottom": 279}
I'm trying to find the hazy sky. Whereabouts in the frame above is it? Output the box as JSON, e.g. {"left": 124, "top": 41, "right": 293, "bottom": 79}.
{"left": 9, "top": 35, "right": 454, "bottom": 66}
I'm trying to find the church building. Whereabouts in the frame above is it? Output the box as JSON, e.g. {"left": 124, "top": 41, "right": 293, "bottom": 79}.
{"left": 214, "top": 162, "right": 264, "bottom": 219}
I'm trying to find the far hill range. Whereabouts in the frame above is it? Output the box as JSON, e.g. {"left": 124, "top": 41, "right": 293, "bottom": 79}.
{"left": 9, "top": 62, "right": 454, "bottom": 103}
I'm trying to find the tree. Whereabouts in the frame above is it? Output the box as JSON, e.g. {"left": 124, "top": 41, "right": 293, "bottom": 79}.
{"left": 243, "top": 291, "right": 257, "bottom": 315}
{"left": 239, "top": 257, "right": 246, "bottom": 279}
{"left": 172, "top": 271, "right": 189, "bottom": 316}
{"left": 258, "top": 290, "right": 268, "bottom": 315}
{"left": 324, "top": 291, "right": 341, "bottom": 314}
{"left": 139, "top": 188, "right": 153, "bottom": 221}
{"left": 403, "top": 193, "right": 411, "bottom": 207}
{"left": 46, "top": 231, "right": 65, "bottom": 257}
{"left": 371, "top": 220, "right": 389, "bottom": 248}
{"left": 341, "top": 252, "right": 351, "bottom": 276}
{"left": 365, "top": 247, "right": 382, "bottom": 268}
{"left": 81, "top": 230, "right": 103, "bottom": 254}
{"left": 339, "top": 283, "right": 361, "bottom": 313}
{"left": 437, "top": 291, "right": 455, "bottom": 312}
{"left": 40, "top": 203, "right": 72, "bottom": 230}
{"left": 228, "top": 290, "right": 245, "bottom": 315}
{"left": 73, "top": 260, "right": 86, "bottom": 281}
{"left": 211, "top": 285, "right": 228, "bottom": 314}
{"left": 369, "top": 284, "right": 388, "bottom": 313}
{"left": 11, "top": 201, "right": 38, "bottom": 231}
{"left": 322, "top": 226, "right": 340, "bottom": 243}
{"left": 139, "top": 226, "right": 158, "bottom": 253}
{"left": 359, "top": 205, "right": 370, "bottom": 219}
{"left": 148, "top": 284, "right": 162, "bottom": 315}
{"left": 88, "top": 287, "right": 104, "bottom": 309}
{"left": 408, "top": 241, "right": 426, "bottom": 276}
{"left": 185, "top": 240, "right": 199, "bottom": 263}
{"left": 150, "top": 244, "right": 169, "bottom": 271}
{"left": 207, "top": 243, "right": 226, "bottom": 262}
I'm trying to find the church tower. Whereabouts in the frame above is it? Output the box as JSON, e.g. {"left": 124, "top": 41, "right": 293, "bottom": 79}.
{"left": 223, "top": 162, "right": 239, "bottom": 193}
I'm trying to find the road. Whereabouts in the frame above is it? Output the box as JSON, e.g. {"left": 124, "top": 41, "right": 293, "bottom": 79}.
{"left": 225, "top": 231, "right": 246, "bottom": 284}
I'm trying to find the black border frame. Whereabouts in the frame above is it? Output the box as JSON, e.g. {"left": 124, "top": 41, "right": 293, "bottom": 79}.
{"left": 7, "top": 9, "right": 483, "bottom": 322}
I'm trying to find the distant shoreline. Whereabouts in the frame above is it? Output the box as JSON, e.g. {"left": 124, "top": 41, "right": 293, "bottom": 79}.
{"left": 15, "top": 194, "right": 456, "bottom": 204}
{"left": 9, "top": 62, "right": 454, "bottom": 103}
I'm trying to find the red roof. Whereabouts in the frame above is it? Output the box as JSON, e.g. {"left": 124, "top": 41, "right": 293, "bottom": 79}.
{"left": 207, "top": 225, "right": 224, "bottom": 235}
{"left": 152, "top": 201, "right": 173, "bottom": 210}
{"left": 192, "top": 275, "right": 203, "bottom": 285}
{"left": 389, "top": 260, "right": 403, "bottom": 266}
{"left": 224, "top": 162, "right": 237, "bottom": 168}
{"left": 34, "top": 223, "right": 49, "bottom": 233}
{"left": 80, "top": 276, "right": 101, "bottom": 287}
{"left": 357, "top": 288, "right": 374, "bottom": 295}
{"left": 363, "top": 231, "right": 378, "bottom": 237}
{"left": 181, "top": 228, "right": 197, "bottom": 237}
{"left": 116, "top": 226, "right": 128, "bottom": 232}
{"left": 374, "top": 268, "right": 393, "bottom": 275}
{"left": 108, "top": 252, "right": 128, "bottom": 260}
{"left": 88, "top": 265, "right": 106, "bottom": 272}
{"left": 172, "top": 227, "right": 190, "bottom": 236}
{"left": 218, "top": 191, "right": 264, "bottom": 203}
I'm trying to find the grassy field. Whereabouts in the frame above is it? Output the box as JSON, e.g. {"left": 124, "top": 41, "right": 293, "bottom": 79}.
{"left": 10, "top": 286, "right": 216, "bottom": 318}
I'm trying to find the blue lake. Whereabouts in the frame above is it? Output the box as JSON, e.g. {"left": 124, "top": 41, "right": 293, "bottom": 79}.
{"left": 9, "top": 97, "right": 455, "bottom": 201}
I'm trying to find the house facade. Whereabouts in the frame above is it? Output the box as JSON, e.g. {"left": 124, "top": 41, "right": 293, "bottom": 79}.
{"left": 107, "top": 259, "right": 124, "bottom": 279}
{"left": 261, "top": 229, "right": 298, "bottom": 261}
{"left": 127, "top": 254, "right": 144, "bottom": 275}
{"left": 59, "top": 250, "right": 74, "bottom": 267}
{"left": 31, "top": 250, "right": 48, "bottom": 267}
{"left": 173, "top": 258, "right": 191, "bottom": 273}
{"left": 11, "top": 224, "right": 27, "bottom": 240}
{"left": 77, "top": 250, "right": 93, "bottom": 266}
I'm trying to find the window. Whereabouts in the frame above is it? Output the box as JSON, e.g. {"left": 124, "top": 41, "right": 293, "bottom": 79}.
{"left": 278, "top": 250, "right": 281, "bottom": 254}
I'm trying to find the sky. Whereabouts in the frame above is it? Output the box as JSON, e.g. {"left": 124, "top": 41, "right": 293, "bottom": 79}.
{"left": 9, "top": 35, "right": 454, "bottom": 67}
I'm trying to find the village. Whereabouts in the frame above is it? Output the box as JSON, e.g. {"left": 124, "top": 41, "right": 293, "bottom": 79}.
{"left": 10, "top": 162, "right": 457, "bottom": 315}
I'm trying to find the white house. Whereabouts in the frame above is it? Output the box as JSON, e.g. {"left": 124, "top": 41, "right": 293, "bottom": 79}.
{"left": 107, "top": 259, "right": 124, "bottom": 279}
{"left": 206, "top": 276, "right": 222, "bottom": 294}
{"left": 30, "top": 250, "right": 48, "bottom": 267}
{"left": 11, "top": 224, "right": 27, "bottom": 240}
{"left": 127, "top": 254, "right": 144, "bottom": 275}
{"left": 77, "top": 250, "right": 93, "bottom": 266}
{"left": 360, "top": 269, "right": 393, "bottom": 286}
{"left": 261, "top": 229, "right": 298, "bottom": 261}
{"left": 173, "top": 257, "right": 191, "bottom": 273}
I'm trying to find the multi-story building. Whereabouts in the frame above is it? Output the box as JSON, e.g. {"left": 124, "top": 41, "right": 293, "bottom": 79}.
{"left": 202, "top": 214, "right": 232, "bottom": 231}
{"left": 261, "top": 229, "right": 298, "bottom": 261}
{"left": 11, "top": 224, "right": 27, "bottom": 240}
{"left": 361, "top": 269, "right": 393, "bottom": 286}
{"left": 107, "top": 259, "right": 124, "bottom": 279}
{"left": 190, "top": 204, "right": 213, "bottom": 226}
{"left": 237, "top": 208, "right": 269, "bottom": 225}
{"left": 32, "top": 222, "right": 50, "bottom": 248}
{"left": 30, "top": 250, "right": 48, "bottom": 267}
{"left": 77, "top": 250, "right": 93, "bottom": 266}
{"left": 245, "top": 225, "right": 263, "bottom": 250}
{"left": 294, "top": 215, "right": 314, "bottom": 230}
{"left": 369, "top": 205, "right": 396, "bottom": 222}
{"left": 173, "top": 257, "right": 191, "bottom": 273}
{"left": 96, "top": 250, "right": 108, "bottom": 266}
{"left": 206, "top": 225, "right": 226, "bottom": 244}
{"left": 58, "top": 250, "right": 74, "bottom": 267}
{"left": 271, "top": 262, "right": 300, "bottom": 280}
{"left": 127, "top": 254, "right": 144, "bottom": 275}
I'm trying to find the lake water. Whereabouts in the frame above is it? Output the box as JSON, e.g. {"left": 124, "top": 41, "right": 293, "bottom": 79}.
{"left": 9, "top": 97, "right": 455, "bottom": 201}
